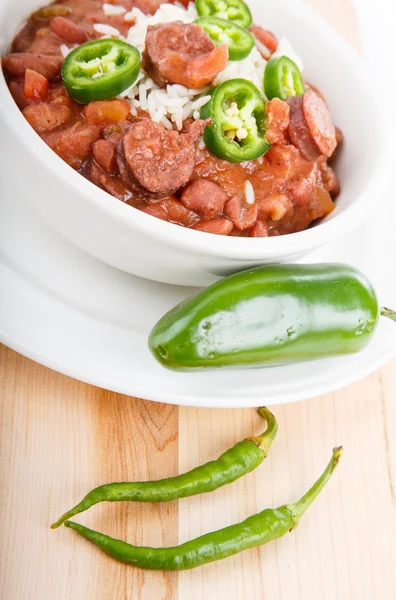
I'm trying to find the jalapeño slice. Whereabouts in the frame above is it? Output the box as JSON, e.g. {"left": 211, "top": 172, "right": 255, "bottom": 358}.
{"left": 201, "top": 78, "right": 270, "bottom": 163}
{"left": 195, "top": 0, "right": 253, "bottom": 29}
{"left": 195, "top": 17, "right": 255, "bottom": 61}
{"left": 62, "top": 39, "right": 140, "bottom": 104}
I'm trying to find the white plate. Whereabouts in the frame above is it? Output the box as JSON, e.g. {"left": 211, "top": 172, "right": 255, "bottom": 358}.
{"left": 1, "top": 182, "right": 396, "bottom": 408}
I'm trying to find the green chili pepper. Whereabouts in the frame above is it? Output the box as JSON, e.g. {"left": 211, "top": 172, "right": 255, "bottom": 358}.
{"left": 149, "top": 264, "right": 396, "bottom": 370}
{"left": 61, "top": 39, "right": 140, "bottom": 104}
{"left": 201, "top": 78, "right": 270, "bottom": 162}
{"left": 264, "top": 56, "right": 305, "bottom": 101}
{"left": 51, "top": 407, "right": 277, "bottom": 529}
{"left": 196, "top": 0, "right": 252, "bottom": 28}
{"left": 195, "top": 17, "right": 255, "bottom": 61}
{"left": 64, "top": 447, "right": 343, "bottom": 571}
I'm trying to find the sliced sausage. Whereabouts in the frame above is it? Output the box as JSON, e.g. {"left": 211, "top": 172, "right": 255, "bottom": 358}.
{"left": 224, "top": 196, "right": 258, "bottom": 231}
{"left": 90, "top": 162, "right": 133, "bottom": 203}
{"left": 181, "top": 179, "right": 227, "bottom": 218}
{"left": 22, "top": 103, "right": 71, "bottom": 134}
{"left": 143, "top": 22, "right": 228, "bottom": 89}
{"left": 123, "top": 119, "right": 207, "bottom": 194}
{"left": 83, "top": 100, "right": 131, "bottom": 126}
{"left": 24, "top": 69, "right": 49, "bottom": 101}
{"left": 50, "top": 16, "right": 87, "bottom": 44}
{"left": 43, "top": 122, "right": 101, "bottom": 169}
{"left": 249, "top": 220, "right": 269, "bottom": 237}
{"left": 192, "top": 219, "right": 233, "bottom": 235}
{"left": 266, "top": 98, "right": 290, "bottom": 145}
{"left": 93, "top": 139, "right": 117, "bottom": 174}
{"left": 287, "top": 89, "right": 337, "bottom": 160}
{"left": 2, "top": 53, "right": 63, "bottom": 80}
{"left": 249, "top": 25, "right": 278, "bottom": 59}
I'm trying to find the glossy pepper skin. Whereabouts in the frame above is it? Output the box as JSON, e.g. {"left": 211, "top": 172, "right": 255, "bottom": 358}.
{"left": 51, "top": 407, "right": 277, "bottom": 529}
{"left": 64, "top": 448, "right": 343, "bottom": 571}
{"left": 149, "top": 264, "right": 379, "bottom": 370}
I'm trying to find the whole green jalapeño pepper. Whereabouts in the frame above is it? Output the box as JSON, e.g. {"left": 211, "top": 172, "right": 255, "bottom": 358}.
{"left": 196, "top": 0, "right": 253, "bottom": 29}
{"left": 149, "top": 264, "right": 395, "bottom": 370}
{"left": 195, "top": 17, "right": 255, "bottom": 61}
{"left": 62, "top": 39, "right": 140, "bottom": 103}
{"left": 264, "top": 56, "right": 305, "bottom": 101}
{"left": 201, "top": 78, "right": 270, "bottom": 162}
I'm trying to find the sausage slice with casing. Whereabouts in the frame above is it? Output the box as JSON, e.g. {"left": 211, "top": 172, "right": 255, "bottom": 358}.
{"left": 287, "top": 89, "right": 337, "bottom": 160}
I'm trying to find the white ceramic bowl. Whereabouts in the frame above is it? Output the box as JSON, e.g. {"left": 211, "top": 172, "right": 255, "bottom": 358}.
{"left": 0, "top": 0, "right": 387, "bottom": 286}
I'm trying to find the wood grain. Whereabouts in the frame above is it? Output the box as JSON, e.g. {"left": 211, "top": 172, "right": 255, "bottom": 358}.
{"left": 0, "top": 346, "right": 178, "bottom": 600}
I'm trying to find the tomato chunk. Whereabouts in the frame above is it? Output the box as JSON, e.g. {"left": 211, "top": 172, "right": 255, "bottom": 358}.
{"left": 24, "top": 68, "right": 49, "bottom": 101}
{"left": 83, "top": 100, "right": 131, "bottom": 126}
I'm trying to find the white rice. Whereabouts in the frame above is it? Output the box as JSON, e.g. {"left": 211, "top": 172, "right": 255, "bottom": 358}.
{"left": 60, "top": 43, "right": 72, "bottom": 57}
{"left": 93, "top": 23, "right": 121, "bottom": 36}
{"left": 103, "top": 3, "right": 126, "bottom": 16}
{"left": 245, "top": 180, "right": 255, "bottom": 205}
{"left": 93, "top": 2, "right": 304, "bottom": 131}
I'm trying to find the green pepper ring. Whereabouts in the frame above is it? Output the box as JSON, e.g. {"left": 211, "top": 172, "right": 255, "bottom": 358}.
{"left": 201, "top": 78, "right": 271, "bottom": 163}
{"left": 194, "top": 16, "right": 255, "bottom": 61}
{"left": 62, "top": 39, "right": 141, "bottom": 104}
{"left": 264, "top": 55, "right": 305, "bottom": 101}
{"left": 195, "top": 0, "right": 253, "bottom": 29}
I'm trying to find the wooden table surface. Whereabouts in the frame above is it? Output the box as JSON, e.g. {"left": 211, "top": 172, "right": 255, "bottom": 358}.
{"left": 1, "top": 2, "right": 396, "bottom": 599}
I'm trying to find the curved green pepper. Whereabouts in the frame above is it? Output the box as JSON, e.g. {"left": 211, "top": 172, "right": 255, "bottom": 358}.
{"left": 149, "top": 264, "right": 395, "bottom": 370}
{"left": 195, "top": 17, "right": 255, "bottom": 61}
{"left": 62, "top": 39, "right": 140, "bottom": 104}
{"left": 201, "top": 78, "right": 270, "bottom": 162}
{"left": 196, "top": 0, "right": 252, "bottom": 28}
{"left": 264, "top": 56, "right": 305, "bottom": 101}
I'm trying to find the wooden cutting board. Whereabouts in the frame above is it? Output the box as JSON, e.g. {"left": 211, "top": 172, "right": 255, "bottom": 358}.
{"left": 1, "top": 3, "right": 396, "bottom": 599}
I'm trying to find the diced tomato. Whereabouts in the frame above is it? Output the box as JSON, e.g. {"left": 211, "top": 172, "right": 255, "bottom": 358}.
{"left": 24, "top": 69, "right": 49, "bottom": 101}
{"left": 83, "top": 100, "right": 131, "bottom": 127}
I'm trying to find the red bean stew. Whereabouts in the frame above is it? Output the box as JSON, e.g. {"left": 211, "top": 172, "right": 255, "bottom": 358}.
{"left": 2, "top": 0, "right": 342, "bottom": 237}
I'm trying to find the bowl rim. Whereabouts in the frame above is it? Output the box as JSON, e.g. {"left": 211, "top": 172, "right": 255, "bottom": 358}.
{"left": 0, "top": 0, "right": 389, "bottom": 260}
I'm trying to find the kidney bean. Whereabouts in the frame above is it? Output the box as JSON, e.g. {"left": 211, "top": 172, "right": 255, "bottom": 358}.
{"left": 249, "top": 221, "right": 269, "bottom": 237}
{"left": 161, "top": 197, "right": 199, "bottom": 227}
{"left": 141, "top": 204, "right": 169, "bottom": 221}
{"left": 90, "top": 163, "right": 133, "bottom": 203}
{"left": 258, "top": 194, "right": 293, "bottom": 221}
{"left": 192, "top": 219, "right": 233, "bottom": 235}
{"left": 43, "top": 122, "right": 101, "bottom": 169}
{"left": 224, "top": 196, "right": 258, "bottom": 231}
{"left": 50, "top": 16, "right": 87, "bottom": 44}
{"left": 181, "top": 180, "right": 227, "bottom": 218}
{"left": 2, "top": 53, "right": 63, "bottom": 79}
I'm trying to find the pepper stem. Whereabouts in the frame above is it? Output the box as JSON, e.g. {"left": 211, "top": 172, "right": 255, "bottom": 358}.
{"left": 245, "top": 407, "right": 278, "bottom": 456}
{"left": 287, "top": 447, "right": 343, "bottom": 529}
{"left": 381, "top": 307, "right": 396, "bottom": 323}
